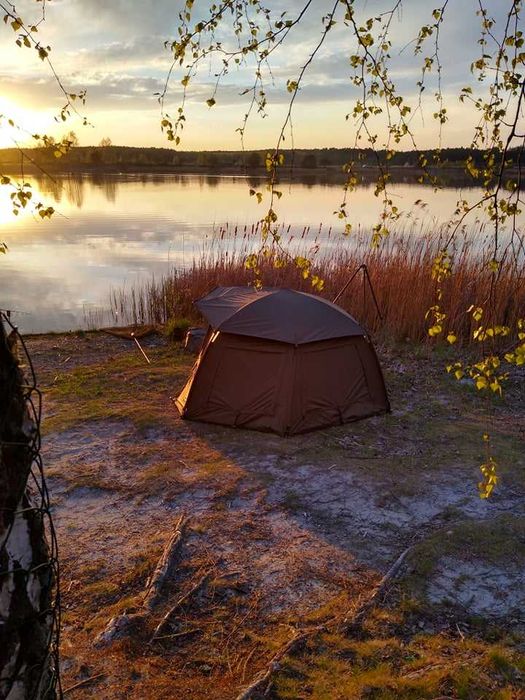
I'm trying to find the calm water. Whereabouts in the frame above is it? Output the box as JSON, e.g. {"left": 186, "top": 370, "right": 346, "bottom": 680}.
{"left": 0, "top": 173, "right": 513, "bottom": 333}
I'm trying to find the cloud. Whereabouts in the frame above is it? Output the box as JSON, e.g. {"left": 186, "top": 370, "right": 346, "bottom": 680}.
{"left": 69, "top": 35, "right": 169, "bottom": 73}
{"left": 0, "top": 0, "right": 519, "bottom": 149}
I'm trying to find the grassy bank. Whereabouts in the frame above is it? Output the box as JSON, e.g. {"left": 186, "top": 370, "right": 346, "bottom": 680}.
{"left": 99, "top": 226, "right": 524, "bottom": 345}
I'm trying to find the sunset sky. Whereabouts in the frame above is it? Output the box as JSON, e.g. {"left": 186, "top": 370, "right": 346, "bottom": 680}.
{"left": 0, "top": 0, "right": 518, "bottom": 150}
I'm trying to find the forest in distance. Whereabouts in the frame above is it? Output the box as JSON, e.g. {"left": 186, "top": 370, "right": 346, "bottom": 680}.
{"left": 1, "top": 143, "right": 524, "bottom": 182}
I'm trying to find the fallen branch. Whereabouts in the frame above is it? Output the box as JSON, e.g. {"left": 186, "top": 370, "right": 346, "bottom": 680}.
{"left": 236, "top": 630, "right": 313, "bottom": 700}
{"left": 236, "top": 544, "right": 413, "bottom": 699}
{"left": 150, "top": 569, "right": 211, "bottom": 643}
{"left": 143, "top": 514, "right": 188, "bottom": 611}
{"left": 101, "top": 325, "right": 158, "bottom": 339}
{"left": 342, "top": 544, "right": 412, "bottom": 632}
{"left": 63, "top": 673, "right": 105, "bottom": 695}
{"left": 152, "top": 627, "right": 202, "bottom": 642}
{"left": 94, "top": 515, "right": 188, "bottom": 647}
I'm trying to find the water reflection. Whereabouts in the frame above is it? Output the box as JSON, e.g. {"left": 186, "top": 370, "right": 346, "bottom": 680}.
{"left": 0, "top": 172, "right": 521, "bottom": 333}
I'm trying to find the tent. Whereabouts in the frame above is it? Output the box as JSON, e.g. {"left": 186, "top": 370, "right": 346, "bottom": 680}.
{"left": 176, "top": 286, "right": 390, "bottom": 435}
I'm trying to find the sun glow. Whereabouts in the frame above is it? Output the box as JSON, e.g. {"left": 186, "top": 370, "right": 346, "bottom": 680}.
{"left": 0, "top": 96, "right": 56, "bottom": 149}
{"left": 0, "top": 173, "right": 49, "bottom": 226}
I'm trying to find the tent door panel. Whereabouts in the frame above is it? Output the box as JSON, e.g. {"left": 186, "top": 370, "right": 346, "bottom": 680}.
{"left": 292, "top": 342, "right": 371, "bottom": 432}
{"left": 206, "top": 344, "right": 287, "bottom": 430}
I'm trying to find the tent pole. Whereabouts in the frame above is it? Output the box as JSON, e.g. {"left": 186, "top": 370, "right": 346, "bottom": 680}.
{"left": 332, "top": 264, "right": 365, "bottom": 305}
{"left": 332, "top": 264, "right": 383, "bottom": 322}
{"left": 362, "top": 265, "right": 383, "bottom": 321}
{"left": 131, "top": 332, "right": 152, "bottom": 364}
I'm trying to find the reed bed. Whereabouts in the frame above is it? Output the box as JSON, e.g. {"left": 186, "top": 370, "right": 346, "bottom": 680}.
{"left": 100, "top": 223, "right": 524, "bottom": 345}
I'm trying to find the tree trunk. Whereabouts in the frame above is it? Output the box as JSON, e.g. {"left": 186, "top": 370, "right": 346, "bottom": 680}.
{"left": 0, "top": 318, "right": 57, "bottom": 699}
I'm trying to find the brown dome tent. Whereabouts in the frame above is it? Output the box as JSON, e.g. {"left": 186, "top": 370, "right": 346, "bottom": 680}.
{"left": 176, "top": 286, "right": 390, "bottom": 435}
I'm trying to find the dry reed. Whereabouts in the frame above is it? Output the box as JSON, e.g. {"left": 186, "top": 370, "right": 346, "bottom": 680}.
{"left": 96, "top": 223, "right": 524, "bottom": 345}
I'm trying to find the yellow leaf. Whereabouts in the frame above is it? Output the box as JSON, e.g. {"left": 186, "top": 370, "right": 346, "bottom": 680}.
{"left": 475, "top": 376, "right": 488, "bottom": 390}
{"left": 472, "top": 307, "right": 483, "bottom": 321}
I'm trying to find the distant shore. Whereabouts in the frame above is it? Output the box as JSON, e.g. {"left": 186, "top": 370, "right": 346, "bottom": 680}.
{"left": 0, "top": 161, "right": 508, "bottom": 188}
{"left": 1, "top": 144, "right": 521, "bottom": 186}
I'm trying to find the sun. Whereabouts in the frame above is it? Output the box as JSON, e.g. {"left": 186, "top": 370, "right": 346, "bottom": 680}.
{"left": 0, "top": 95, "right": 56, "bottom": 149}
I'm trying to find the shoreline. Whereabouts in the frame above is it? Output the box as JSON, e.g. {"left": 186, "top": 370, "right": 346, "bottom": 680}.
{"left": 0, "top": 162, "right": 517, "bottom": 187}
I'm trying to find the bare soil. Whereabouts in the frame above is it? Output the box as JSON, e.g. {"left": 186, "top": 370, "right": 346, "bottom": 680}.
{"left": 25, "top": 331, "right": 525, "bottom": 699}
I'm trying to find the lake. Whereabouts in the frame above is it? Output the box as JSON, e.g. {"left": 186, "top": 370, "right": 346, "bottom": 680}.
{"left": 0, "top": 172, "right": 515, "bottom": 333}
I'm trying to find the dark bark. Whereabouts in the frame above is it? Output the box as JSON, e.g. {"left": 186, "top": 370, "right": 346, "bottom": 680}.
{"left": 0, "top": 320, "right": 56, "bottom": 700}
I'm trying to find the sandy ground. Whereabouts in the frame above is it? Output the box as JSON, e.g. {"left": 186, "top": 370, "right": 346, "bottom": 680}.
{"left": 25, "top": 331, "right": 525, "bottom": 698}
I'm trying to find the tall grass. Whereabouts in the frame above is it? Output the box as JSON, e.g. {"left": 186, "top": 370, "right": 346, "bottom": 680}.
{"left": 99, "top": 223, "right": 524, "bottom": 344}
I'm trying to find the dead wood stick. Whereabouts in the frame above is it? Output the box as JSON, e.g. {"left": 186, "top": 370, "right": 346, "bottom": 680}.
{"left": 237, "top": 545, "right": 413, "bottom": 699}
{"left": 239, "top": 645, "right": 258, "bottom": 682}
{"left": 235, "top": 629, "right": 315, "bottom": 700}
{"left": 342, "top": 544, "right": 411, "bottom": 631}
{"left": 151, "top": 627, "right": 202, "bottom": 642}
{"left": 142, "top": 514, "right": 188, "bottom": 611}
{"left": 150, "top": 569, "right": 211, "bottom": 643}
{"left": 94, "top": 516, "right": 189, "bottom": 647}
{"left": 63, "top": 673, "right": 105, "bottom": 695}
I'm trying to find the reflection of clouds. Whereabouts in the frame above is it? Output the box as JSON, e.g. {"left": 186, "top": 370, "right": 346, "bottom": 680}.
{"left": 7, "top": 173, "right": 503, "bottom": 241}
{"left": 1, "top": 268, "right": 84, "bottom": 332}
{"left": 1, "top": 172, "right": 520, "bottom": 333}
